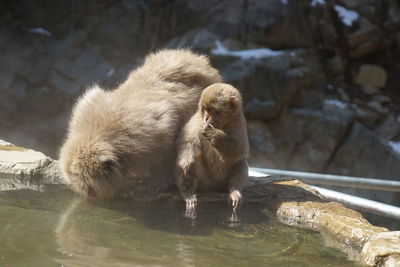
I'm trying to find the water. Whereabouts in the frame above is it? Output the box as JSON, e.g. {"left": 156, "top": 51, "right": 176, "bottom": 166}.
{"left": 0, "top": 185, "right": 356, "bottom": 266}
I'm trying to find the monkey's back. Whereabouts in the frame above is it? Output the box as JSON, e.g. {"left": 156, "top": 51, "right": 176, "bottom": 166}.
{"left": 60, "top": 49, "right": 222, "bottom": 198}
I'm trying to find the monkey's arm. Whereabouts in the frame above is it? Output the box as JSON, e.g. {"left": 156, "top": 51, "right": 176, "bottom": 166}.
{"left": 176, "top": 138, "right": 205, "bottom": 216}
{"left": 202, "top": 126, "right": 245, "bottom": 161}
{"left": 227, "top": 159, "right": 248, "bottom": 211}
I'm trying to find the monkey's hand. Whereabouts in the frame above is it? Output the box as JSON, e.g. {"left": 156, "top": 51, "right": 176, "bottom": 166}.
{"left": 185, "top": 194, "right": 198, "bottom": 219}
{"left": 202, "top": 124, "right": 224, "bottom": 144}
{"left": 229, "top": 190, "right": 242, "bottom": 212}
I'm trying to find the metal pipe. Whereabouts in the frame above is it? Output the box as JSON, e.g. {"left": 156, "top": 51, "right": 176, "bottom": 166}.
{"left": 250, "top": 167, "right": 400, "bottom": 192}
{"left": 248, "top": 169, "right": 400, "bottom": 219}
{"left": 311, "top": 186, "right": 400, "bottom": 220}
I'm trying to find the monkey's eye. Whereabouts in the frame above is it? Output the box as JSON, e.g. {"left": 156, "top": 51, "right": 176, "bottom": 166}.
{"left": 202, "top": 107, "right": 211, "bottom": 113}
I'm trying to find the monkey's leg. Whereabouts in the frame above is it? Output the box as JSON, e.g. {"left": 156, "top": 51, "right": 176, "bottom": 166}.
{"left": 177, "top": 162, "right": 200, "bottom": 217}
{"left": 227, "top": 159, "right": 248, "bottom": 212}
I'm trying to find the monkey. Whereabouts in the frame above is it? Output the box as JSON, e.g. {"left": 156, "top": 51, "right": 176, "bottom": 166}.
{"left": 59, "top": 49, "right": 222, "bottom": 198}
{"left": 176, "top": 83, "right": 249, "bottom": 215}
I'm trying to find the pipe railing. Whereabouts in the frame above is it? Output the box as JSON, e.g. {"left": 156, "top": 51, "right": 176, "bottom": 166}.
{"left": 250, "top": 167, "right": 400, "bottom": 192}
{"left": 312, "top": 186, "right": 400, "bottom": 220}
{"left": 249, "top": 168, "right": 400, "bottom": 220}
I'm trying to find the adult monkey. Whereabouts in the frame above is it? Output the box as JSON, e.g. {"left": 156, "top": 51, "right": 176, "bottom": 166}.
{"left": 59, "top": 49, "right": 222, "bottom": 198}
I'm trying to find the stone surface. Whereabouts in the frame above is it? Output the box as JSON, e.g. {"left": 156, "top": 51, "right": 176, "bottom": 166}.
{"left": 247, "top": 108, "right": 353, "bottom": 172}
{"left": 245, "top": 178, "right": 393, "bottom": 263}
{"left": 354, "top": 64, "right": 387, "bottom": 91}
{"left": 327, "top": 122, "right": 400, "bottom": 209}
{"left": 362, "top": 231, "right": 400, "bottom": 266}
{"left": 210, "top": 48, "right": 323, "bottom": 120}
{"left": 0, "top": 140, "right": 62, "bottom": 190}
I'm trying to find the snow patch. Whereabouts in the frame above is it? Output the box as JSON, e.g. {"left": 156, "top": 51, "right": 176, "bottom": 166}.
{"left": 211, "top": 41, "right": 285, "bottom": 60}
{"left": 397, "top": 114, "right": 400, "bottom": 123}
{"left": 334, "top": 5, "right": 359, "bottom": 27}
{"left": 26, "top": 27, "right": 52, "bottom": 37}
{"left": 249, "top": 170, "right": 270, "bottom": 177}
{"left": 324, "top": 99, "right": 349, "bottom": 110}
{"left": 388, "top": 141, "right": 400, "bottom": 155}
{"left": 280, "top": 0, "right": 288, "bottom": 4}
{"left": 311, "top": 0, "right": 325, "bottom": 7}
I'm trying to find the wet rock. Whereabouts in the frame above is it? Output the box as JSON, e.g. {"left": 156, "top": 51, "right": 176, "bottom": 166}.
{"left": 276, "top": 201, "right": 387, "bottom": 249}
{"left": 250, "top": 178, "right": 391, "bottom": 262}
{"left": 354, "top": 64, "right": 387, "bottom": 94}
{"left": 0, "top": 140, "right": 62, "bottom": 190}
{"left": 362, "top": 231, "right": 400, "bottom": 266}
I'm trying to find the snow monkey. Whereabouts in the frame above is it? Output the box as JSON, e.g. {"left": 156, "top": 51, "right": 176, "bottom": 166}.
{"left": 59, "top": 49, "right": 222, "bottom": 198}
{"left": 176, "top": 83, "right": 249, "bottom": 215}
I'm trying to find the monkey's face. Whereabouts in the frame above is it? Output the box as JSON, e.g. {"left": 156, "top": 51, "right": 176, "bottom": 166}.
{"left": 59, "top": 139, "right": 127, "bottom": 199}
{"left": 200, "top": 84, "right": 241, "bottom": 129}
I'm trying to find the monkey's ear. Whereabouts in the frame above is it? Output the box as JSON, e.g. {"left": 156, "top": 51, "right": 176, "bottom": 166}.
{"left": 229, "top": 96, "right": 239, "bottom": 109}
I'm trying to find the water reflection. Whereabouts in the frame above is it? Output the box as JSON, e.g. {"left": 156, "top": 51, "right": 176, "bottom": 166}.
{"left": 0, "top": 185, "right": 355, "bottom": 266}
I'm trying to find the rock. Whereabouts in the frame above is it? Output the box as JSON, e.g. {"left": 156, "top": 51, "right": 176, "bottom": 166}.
{"left": 182, "top": 0, "right": 314, "bottom": 49}
{"left": 327, "top": 122, "right": 400, "bottom": 206}
{"left": 375, "top": 113, "right": 400, "bottom": 141}
{"left": 247, "top": 108, "right": 353, "bottom": 172}
{"left": 276, "top": 201, "right": 387, "bottom": 250}
{"left": 362, "top": 231, "right": 400, "bottom": 266}
{"left": 325, "top": 55, "right": 344, "bottom": 76}
{"left": 251, "top": 178, "right": 391, "bottom": 262}
{"left": 0, "top": 140, "right": 62, "bottom": 190}
{"left": 367, "top": 98, "right": 391, "bottom": 115}
{"left": 0, "top": 68, "right": 14, "bottom": 89}
{"left": 353, "top": 105, "right": 383, "bottom": 127}
{"left": 354, "top": 65, "right": 387, "bottom": 93}
{"left": 164, "top": 28, "right": 219, "bottom": 53}
{"left": 210, "top": 46, "right": 323, "bottom": 119}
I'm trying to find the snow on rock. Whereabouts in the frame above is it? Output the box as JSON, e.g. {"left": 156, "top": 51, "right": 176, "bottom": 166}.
{"left": 26, "top": 27, "right": 52, "bottom": 37}
{"left": 334, "top": 5, "right": 359, "bottom": 27}
{"left": 211, "top": 40, "right": 285, "bottom": 60}
{"left": 324, "top": 99, "right": 350, "bottom": 110}
{"left": 388, "top": 141, "right": 400, "bottom": 155}
{"left": 311, "top": 0, "right": 325, "bottom": 7}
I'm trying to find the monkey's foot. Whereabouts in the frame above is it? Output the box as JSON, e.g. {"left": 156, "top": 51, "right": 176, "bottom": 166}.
{"left": 229, "top": 190, "right": 242, "bottom": 212}
{"left": 185, "top": 195, "right": 198, "bottom": 219}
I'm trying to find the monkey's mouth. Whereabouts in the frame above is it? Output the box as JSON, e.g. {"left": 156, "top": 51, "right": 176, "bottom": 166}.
{"left": 203, "top": 110, "right": 214, "bottom": 126}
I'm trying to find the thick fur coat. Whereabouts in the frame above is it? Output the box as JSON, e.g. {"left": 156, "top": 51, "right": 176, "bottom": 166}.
{"left": 59, "top": 49, "right": 222, "bottom": 198}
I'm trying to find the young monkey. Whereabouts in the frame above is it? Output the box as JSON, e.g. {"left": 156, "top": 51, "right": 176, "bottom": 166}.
{"left": 176, "top": 83, "right": 249, "bottom": 215}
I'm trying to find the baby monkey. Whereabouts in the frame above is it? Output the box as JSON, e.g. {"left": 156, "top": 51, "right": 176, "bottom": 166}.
{"left": 176, "top": 83, "right": 249, "bottom": 216}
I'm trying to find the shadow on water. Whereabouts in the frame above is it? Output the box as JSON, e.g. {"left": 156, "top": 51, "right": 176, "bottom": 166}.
{"left": 0, "top": 185, "right": 356, "bottom": 266}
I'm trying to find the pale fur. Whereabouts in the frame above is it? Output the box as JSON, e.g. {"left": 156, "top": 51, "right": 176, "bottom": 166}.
{"left": 59, "top": 49, "right": 222, "bottom": 198}
{"left": 176, "top": 83, "right": 249, "bottom": 212}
